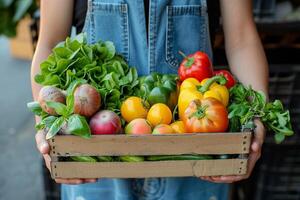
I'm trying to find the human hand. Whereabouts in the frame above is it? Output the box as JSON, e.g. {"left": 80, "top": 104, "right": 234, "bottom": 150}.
{"left": 200, "top": 119, "right": 265, "bottom": 183}
{"left": 35, "top": 130, "right": 97, "bottom": 184}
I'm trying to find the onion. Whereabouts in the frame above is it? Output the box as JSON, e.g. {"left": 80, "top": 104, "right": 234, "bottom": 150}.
{"left": 38, "top": 86, "right": 66, "bottom": 115}
{"left": 73, "top": 84, "right": 101, "bottom": 117}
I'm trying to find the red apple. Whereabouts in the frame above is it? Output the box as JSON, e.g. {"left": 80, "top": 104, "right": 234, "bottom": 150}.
{"left": 90, "top": 110, "right": 121, "bottom": 135}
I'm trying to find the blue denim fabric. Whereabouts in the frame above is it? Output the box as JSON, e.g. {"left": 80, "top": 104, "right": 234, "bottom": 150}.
{"left": 62, "top": 0, "right": 228, "bottom": 199}
{"left": 62, "top": 178, "right": 229, "bottom": 200}
{"left": 82, "top": 0, "right": 212, "bottom": 75}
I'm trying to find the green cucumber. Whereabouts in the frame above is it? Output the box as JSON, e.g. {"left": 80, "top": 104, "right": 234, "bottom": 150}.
{"left": 70, "top": 156, "right": 97, "bottom": 162}
{"left": 119, "top": 156, "right": 145, "bottom": 162}
{"left": 96, "top": 156, "right": 114, "bottom": 162}
{"left": 146, "top": 155, "right": 213, "bottom": 161}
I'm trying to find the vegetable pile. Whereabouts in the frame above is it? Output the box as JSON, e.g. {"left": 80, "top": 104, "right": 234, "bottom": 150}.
{"left": 34, "top": 34, "right": 139, "bottom": 113}
{"left": 28, "top": 35, "right": 294, "bottom": 163}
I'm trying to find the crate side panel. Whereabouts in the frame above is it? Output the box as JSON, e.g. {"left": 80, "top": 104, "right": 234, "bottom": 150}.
{"left": 51, "top": 159, "right": 248, "bottom": 179}
{"left": 49, "top": 133, "right": 251, "bottom": 156}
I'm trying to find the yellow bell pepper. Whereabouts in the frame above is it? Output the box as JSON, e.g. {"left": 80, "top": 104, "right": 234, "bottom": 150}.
{"left": 178, "top": 76, "right": 229, "bottom": 120}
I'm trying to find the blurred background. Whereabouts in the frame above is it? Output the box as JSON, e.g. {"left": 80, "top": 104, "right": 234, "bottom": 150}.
{"left": 0, "top": 0, "right": 299, "bottom": 199}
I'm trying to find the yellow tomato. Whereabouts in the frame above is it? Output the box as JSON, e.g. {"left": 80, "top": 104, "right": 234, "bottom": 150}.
{"left": 170, "top": 121, "right": 186, "bottom": 134}
{"left": 121, "top": 97, "right": 149, "bottom": 122}
{"left": 147, "top": 103, "right": 172, "bottom": 126}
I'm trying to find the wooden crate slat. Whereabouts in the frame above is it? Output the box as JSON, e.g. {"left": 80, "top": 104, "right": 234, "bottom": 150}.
{"left": 51, "top": 159, "right": 248, "bottom": 178}
{"left": 49, "top": 132, "right": 251, "bottom": 156}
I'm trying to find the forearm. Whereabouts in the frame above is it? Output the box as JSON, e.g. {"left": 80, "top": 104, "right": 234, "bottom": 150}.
{"left": 220, "top": 0, "right": 269, "bottom": 97}
{"left": 31, "top": 0, "right": 74, "bottom": 123}
{"left": 31, "top": 45, "right": 52, "bottom": 101}
{"left": 225, "top": 30, "right": 269, "bottom": 96}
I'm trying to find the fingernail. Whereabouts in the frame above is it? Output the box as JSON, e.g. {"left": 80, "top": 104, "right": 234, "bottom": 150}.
{"left": 40, "top": 143, "right": 49, "bottom": 153}
{"left": 251, "top": 143, "right": 259, "bottom": 152}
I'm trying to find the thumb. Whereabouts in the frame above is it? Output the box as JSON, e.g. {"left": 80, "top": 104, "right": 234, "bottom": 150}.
{"left": 35, "top": 130, "right": 50, "bottom": 154}
{"left": 251, "top": 119, "right": 265, "bottom": 153}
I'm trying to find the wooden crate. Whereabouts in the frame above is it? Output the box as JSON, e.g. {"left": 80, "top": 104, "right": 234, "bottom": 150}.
{"left": 49, "top": 132, "right": 252, "bottom": 179}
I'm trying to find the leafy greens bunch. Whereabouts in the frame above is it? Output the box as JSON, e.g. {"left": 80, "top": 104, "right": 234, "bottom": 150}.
{"left": 228, "top": 83, "right": 294, "bottom": 143}
{"left": 34, "top": 34, "right": 139, "bottom": 114}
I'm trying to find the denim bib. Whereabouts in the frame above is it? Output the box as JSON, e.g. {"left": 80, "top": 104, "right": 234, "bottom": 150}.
{"left": 82, "top": 0, "right": 213, "bottom": 75}
{"left": 62, "top": 0, "right": 229, "bottom": 199}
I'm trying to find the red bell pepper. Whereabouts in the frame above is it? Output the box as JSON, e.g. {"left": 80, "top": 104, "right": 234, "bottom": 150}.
{"left": 214, "top": 70, "right": 236, "bottom": 89}
{"left": 178, "top": 51, "right": 213, "bottom": 82}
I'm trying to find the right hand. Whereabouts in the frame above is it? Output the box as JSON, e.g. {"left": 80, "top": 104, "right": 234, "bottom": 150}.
{"left": 35, "top": 130, "right": 97, "bottom": 184}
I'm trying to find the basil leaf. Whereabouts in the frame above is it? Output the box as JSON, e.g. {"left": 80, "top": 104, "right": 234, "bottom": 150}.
{"left": 46, "top": 101, "right": 68, "bottom": 116}
{"left": 67, "top": 114, "right": 91, "bottom": 139}
{"left": 66, "top": 95, "right": 74, "bottom": 115}
{"left": 43, "top": 116, "right": 58, "bottom": 128}
{"left": 35, "top": 122, "right": 45, "bottom": 130}
{"left": 27, "top": 101, "right": 43, "bottom": 116}
{"left": 46, "top": 117, "right": 64, "bottom": 139}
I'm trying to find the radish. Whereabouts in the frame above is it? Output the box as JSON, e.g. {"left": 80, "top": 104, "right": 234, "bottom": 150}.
{"left": 90, "top": 110, "right": 121, "bottom": 135}
{"left": 38, "top": 86, "right": 66, "bottom": 115}
{"left": 73, "top": 84, "right": 101, "bottom": 117}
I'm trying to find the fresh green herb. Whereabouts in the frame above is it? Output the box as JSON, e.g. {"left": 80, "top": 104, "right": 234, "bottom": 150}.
{"left": 34, "top": 34, "right": 139, "bottom": 114}
{"left": 46, "top": 101, "right": 68, "bottom": 117}
{"left": 27, "top": 101, "right": 48, "bottom": 118}
{"left": 67, "top": 114, "right": 91, "bottom": 139}
{"left": 229, "top": 84, "right": 294, "bottom": 143}
{"left": 46, "top": 116, "right": 64, "bottom": 139}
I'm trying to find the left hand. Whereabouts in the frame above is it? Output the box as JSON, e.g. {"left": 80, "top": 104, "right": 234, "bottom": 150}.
{"left": 199, "top": 119, "right": 265, "bottom": 183}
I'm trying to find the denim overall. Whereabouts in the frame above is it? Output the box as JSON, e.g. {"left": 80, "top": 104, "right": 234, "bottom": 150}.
{"left": 62, "top": 0, "right": 229, "bottom": 199}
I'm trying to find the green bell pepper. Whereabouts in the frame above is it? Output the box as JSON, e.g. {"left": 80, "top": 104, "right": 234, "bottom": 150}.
{"left": 138, "top": 73, "right": 178, "bottom": 109}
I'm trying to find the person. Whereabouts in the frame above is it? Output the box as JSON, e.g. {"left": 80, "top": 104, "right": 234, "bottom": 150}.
{"left": 31, "top": 0, "right": 268, "bottom": 199}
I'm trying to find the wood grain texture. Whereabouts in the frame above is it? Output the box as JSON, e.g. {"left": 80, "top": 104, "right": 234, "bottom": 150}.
{"left": 49, "top": 132, "right": 252, "bottom": 156}
{"left": 51, "top": 159, "right": 248, "bottom": 178}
